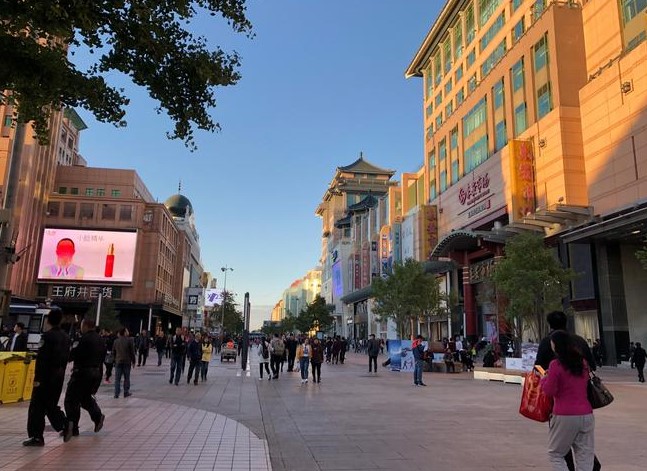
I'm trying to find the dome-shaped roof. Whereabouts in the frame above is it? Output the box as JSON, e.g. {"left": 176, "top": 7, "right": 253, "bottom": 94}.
{"left": 164, "top": 194, "right": 193, "bottom": 218}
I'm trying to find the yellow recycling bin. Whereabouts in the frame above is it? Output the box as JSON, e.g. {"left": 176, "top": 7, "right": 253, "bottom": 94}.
{"left": 0, "top": 352, "right": 33, "bottom": 405}
{"left": 22, "top": 357, "right": 37, "bottom": 401}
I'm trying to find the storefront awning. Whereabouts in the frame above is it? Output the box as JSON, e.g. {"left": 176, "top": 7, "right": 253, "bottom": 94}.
{"left": 509, "top": 205, "right": 593, "bottom": 236}
{"left": 340, "top": 285, "right": 372, "bottom": 304}
{"left": 561, "top": 204, "right": 647, "bottom": 244}
{"left": 430, "top": 230, "right": 491, "bottom": 258}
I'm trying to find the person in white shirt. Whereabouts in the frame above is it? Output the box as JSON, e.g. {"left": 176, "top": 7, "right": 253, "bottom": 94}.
{"left": 296, "top": 338, "right": 311, "bottom": 384}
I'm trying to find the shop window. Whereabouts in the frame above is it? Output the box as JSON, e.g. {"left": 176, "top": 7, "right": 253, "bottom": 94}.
{"left": 120, "top": 205, "right": 133, "bottom": 221}
{"left": 63, "top": 202, "right": 76, "bottom": 218}
{"left": 80, "top": 203, "right": 94, "bottom": 220}
{"left": 102, "top": 204, "right": 116, "bottom": 220}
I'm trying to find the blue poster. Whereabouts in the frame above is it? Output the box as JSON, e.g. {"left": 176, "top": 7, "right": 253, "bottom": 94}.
{"left": 388, "top": 340, "right": 402, "bottom": 371}
{"left": 388, "top": 340, "right": 427, "bottom": 372}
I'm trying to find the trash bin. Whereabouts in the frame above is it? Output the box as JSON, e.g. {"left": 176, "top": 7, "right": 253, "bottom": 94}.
{"left": 21, "top": 355, "right": 37, "bottom": 401}
{"left": 0, "top": 352, "right": 29, "bottom": 405}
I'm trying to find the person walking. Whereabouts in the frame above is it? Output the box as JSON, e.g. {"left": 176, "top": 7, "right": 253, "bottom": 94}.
{"left": 535, "top": 310, "right": 600, "bottom": 471}
{"left": 269, "top": 333, "right": 285, "bottom": 379}
{"left": 64, "top": 318, "right": 106, "bottom": 438}
{"left": 5, "top": 322, "right": 28, "bottom": 351}
{"left": 258, "top": 336, "right": 271, "bottom": 380}
{"left": 200, "top": 335, "right": 212, "bottom": 381}
{"left": 540, "top": 331, "right": 595, "bottom": 471}
{"left": 169, "top": 327, "right": 186, "bottom": 385}
{"left": 155, "top": 333, "right": 166, "bottom": 366}
{"left": 112, "top": 328, "right": 136, "bottom": 398}
{"left": 331, "top": 336, "right": 341, "bottom": 364}
{"left": 633, "top": 342, "right": 646, "bottom": 383}
{"left": 186, "top": 333, "right": 202, "bottom": 385}
{"left": 103, "top": 329, "right": 116, "bottom": 384}
{"left": 136, "top": 329, "right": 150, "bottom": 366}
{"left": 412, "top": 335, "right": 427, "bottom": 386}
{"left": 310, "top": 337, "right": 324, "bottom": 384}
{"left": 296, "top": 338, "right": 311, "bottom": 384}
{"left": 23, "top": 308, "right": 72, "bottom": 446}
{"left": 367, "top": 334, "right": 380, "bottom": 374}
{"left": 339, "top": 337, "right": 347, "bottom": 364}
{"left": 286, "top": 334, "right": 297, "bottom": 372}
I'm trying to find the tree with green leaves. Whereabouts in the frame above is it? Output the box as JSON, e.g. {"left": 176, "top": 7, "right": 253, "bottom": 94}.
{"left": 92, "top": 297, "right": 122, "bottom": 333}
{"left": 371, "top": 258, "right": 443, "bottom": 339}
{"left": 0, "top": 0, "right": 253, "bottom": 149}
{"left": 491, "top": 232, "right": 575, "bottom": 345}
{"left": 210, "top": 291, "right": 243, "bottom": 337}
{"left": 292, "top": 296, "right": 333, "bottom": 334}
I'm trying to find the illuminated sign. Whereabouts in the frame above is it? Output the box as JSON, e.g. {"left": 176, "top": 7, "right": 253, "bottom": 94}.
{"left": 38, "top": 228, "right": 137, "bottom": 283}
{"left": 509, "top": 140, "right": 537, "bottom": 222}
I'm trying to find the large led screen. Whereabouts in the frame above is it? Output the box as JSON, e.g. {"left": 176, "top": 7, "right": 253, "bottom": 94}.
{"left": 332, "top": 261, "right": 343, "bottom": 298}
{"left": 38, "top": 228, "right": 137, "bottom": 283}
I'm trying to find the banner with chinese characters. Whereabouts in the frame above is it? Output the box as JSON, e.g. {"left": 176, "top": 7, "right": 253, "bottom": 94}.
{"left": 51, "top": 285, "right": 115, "bottom": 299}
{"left": 509, "top": 140, "right": 537, "bottom": 222}
{"left": 419, "top": 205, "right": 438, "bottom": 261}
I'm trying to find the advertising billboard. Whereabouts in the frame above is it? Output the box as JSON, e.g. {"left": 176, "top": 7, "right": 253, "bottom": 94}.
{"left": 332, "top": 261, "right": 343, "bottom": 299}
{"left": 38, "top": 228, "right": 137, "bottom": 283}
{"left": 204, "top": 288, "right": 224, "bottom": 307}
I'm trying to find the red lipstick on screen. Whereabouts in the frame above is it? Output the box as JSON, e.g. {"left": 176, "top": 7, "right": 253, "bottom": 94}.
{"left": 104, "top": 243, "right": 115, "bottom": 278}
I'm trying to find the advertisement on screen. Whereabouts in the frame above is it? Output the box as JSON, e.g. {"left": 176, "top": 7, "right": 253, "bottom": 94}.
{"left": 38, "top": 228, "right": 137, "bottom": 283}
{"left": 204, "top": 289, "right": 224, "bottom": 307}
{"left": 332, "top": 261, "right": 343, "bottom": 298}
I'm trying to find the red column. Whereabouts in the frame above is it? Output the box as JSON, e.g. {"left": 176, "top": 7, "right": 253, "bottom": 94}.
{"left": 462, "top": 262, "right": 477, "bottom": 338}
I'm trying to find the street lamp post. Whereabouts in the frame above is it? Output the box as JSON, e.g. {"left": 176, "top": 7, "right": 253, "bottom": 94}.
{"left": 220, "top": 266, "right": 233, "bottom": 336}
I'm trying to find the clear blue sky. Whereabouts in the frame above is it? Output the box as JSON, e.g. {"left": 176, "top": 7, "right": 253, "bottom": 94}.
{"left": 73, "top": 1, "right": 442, "bottom": 329}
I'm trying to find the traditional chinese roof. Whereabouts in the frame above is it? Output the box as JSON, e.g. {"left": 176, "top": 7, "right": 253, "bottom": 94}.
{"left": 348, "top": 194, "right": 379, "bottom": 213}
{"left": 334, "top": 215, "right": 352, "bottom": 228}
{"left": 337, "top": 156, "right": 395, "bottom": 176}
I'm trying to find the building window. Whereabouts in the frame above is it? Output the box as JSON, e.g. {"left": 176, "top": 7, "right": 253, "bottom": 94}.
{"left": 435, "top": 92, "right": 443, "bottom": 107}
{"left": 450, "top": 126, "right": 459, "bottom": 150}
{"left": 435, "top": 113, "right": 443, "bottom": 130}
{"left": 58, "top": 187, "right": 67, "bottom": 195}
{"left": 465, "top": 3, "right": 476, "bottom": 45}
{"left": 439, "top": 138, "right": 447, "bottom": 162}
{"left": 533, "top": 0, "right": 547, "bottom": 21}
{"left": 537, "top": 82, "right": 553, "bottom": 118}
{"left": 455, "top": 64, "right": 464, "bottom": 82}
{"left": 3, "top": 116, "right": 12, "bottom": 127}
{"left": 467, "top": 49, "right": 476, "bottom": 68}
{"left": 464, "top": 136, "right": 488, "bottom": 173}
{"left": 426, "top": 103, "right": 434, "bottom": 118}
{"left": 515, "top": 102, "right": 528, "bottom": 136}
{"left": 443, "top": 37, "right": 452, "bottom": 73}
{"left": 111, "top": 189, "right": 121, "bottom": 197}
{"left": 493, "top": 79, "right": 505, "bottom": 109}
{"left": 622, "top": 0, "right": 647, "bottom": 22}
{"left": 481, "top": 40, "right": 507, "bottom": 78}
{"left": 512, "top": 58, "right": 525, "bottom": 92}
{"left": 445, "top": 78, "right": 453, "bottom": 95}
{"left": 428, "top": 149, "right": 436, "bottom": 168}
{"left": 451, "top": 159, "right": 460, "bottom": 184}
{"left": 621, "top": 0, "right": 647, "bottom": 49}
{"left": 96, "top": 188, "right": 105, "bottom": 196}
{"left": 63, "top": 202, "right": 76, "bottom": 218}
{"left": 425, "top": 66, "right": 434, "bottom": 99}
{"left": 434, "top": 51, "right": 443, "bottom": 86}
{"left": 440, "top": 169, "right": 447, "bottom": 193}
{"left": 446, "top": 102, "right": 454, "bottom": 119}
{"left": 512, "top": 18, "right": 525, "bottom": 44}
{"left": 534, "top": 34, "right": 548, "bottom": 71}
{"left": 512, "top": 0, "right": 524, "bottom": 12}
{"left": 80, "top": 203, "right": 94, "bottom": 219}
{"left": 119, "top": 205, "right": 133, "bottom": 221}
{"left": 495, "top": 120, "right": 508, "bottom": 151}
{"left": 479, "top": 0, "right": 502, "bottom": 27}
{"left": 453, "top": 21, "right": 463, "bottom": 60}
{"left": 463, "top": 98, "right": 487, "bottom": 137}
{"left": 426, "top": 124, "right": 434, "bottom": 141}
{"left": 46, "top": 201, "right": 60, "bottom": 217}
{"left": 456, "top": 88, "right": 465, "bottom": 106}
{"left": 85, "top": 188, "right": 94, "bottom": 196}
{"left": 468, "top": 74, "right": 478, "bottom": 94}
{"left": 480, "top": 13, "right": 505, "bottom": 53}
{"left": 430, "top": 179, "right": 437, "bottom": 201}
{"left": 102, "top": 204, "right": 116, "bottom": 220}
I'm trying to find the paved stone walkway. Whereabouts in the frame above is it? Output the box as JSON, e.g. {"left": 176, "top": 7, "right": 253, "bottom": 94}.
{"left": 1, "top": 346, "right": 645, "bottom": 471}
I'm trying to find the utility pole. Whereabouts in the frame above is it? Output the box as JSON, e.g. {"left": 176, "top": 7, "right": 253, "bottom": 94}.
{"left": 241, "top": 292, "right": 250, "bottom": 371}
{"left": 0, "top": 122, "right": 27, "bottom": 323}
{"left": 220, "top": 266, "right": 233, "bottom": 338}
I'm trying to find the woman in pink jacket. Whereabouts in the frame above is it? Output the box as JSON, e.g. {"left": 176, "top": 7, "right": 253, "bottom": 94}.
{"left": 540, "top": 331, "right": 594, "bottom": 471}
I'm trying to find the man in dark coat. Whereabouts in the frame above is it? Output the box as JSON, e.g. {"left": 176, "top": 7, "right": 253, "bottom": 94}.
{"left": 535, "top": 311, "right": 601, "bottom": 471}
{"left": 169, "top": 327, "right": 186, "bottom": 385}
{"left": 6, "top": 322, "right": 28, "bottom": 351}
{"left": 186, "top": 333, "right": 202, "bottom": 385}
{"left": 633, "top": 342, "right": 646, "bottom": 383}
{"left": 63, "top": 318, "right": 106, "bottom": 437}
{"left": 285, "top": 334, "right": 298, "bottom": 372}
{"left": 24, "top": 308, "right": 72, "bottom": 446}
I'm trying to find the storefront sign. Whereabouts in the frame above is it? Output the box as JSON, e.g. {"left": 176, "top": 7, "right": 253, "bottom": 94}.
{"left": 354, "top": 254, "right": 361, "bottom": 290}
{"left": 51, "top": 285, "right": 113, "bottom": 299}
{"left": 361, "top": 244, "right": 370, "bottom": 288}
{"left": 380, "top": 226, "right": 391, "bottom": 277}
{"left": 458, "top": 173, "right": 491, "bottom": 207}
{"left": 419, "top": 205, "right": 439, "bottom": 260}
{"left": 392, "top": 223, "right": 402, "bottom": 264}
{"left": 509, "top": 139, "right": 537, "bottom": 222}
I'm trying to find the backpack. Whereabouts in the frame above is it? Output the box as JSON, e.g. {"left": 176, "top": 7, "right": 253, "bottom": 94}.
{"left": 262, "top": 342, "right": 269, "bottom": 359}
{"left": 272, "top": 339, "right": 285, "bottom": 356}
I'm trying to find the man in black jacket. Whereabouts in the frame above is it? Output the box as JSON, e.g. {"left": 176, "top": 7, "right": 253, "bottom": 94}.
{"left": 285, "top": 334, "right": 297, "bottom": 372}
{"left": 186, "top": 333, "right": 202, "bottom": 385}
{"left": 535, "top": 311, "right": 600, "bottom": 471}
{"left": 24, "top": 308, "right": 72, "bottom": 446}
{"left": 169, "top": 327, "right": 186, "bottom": 385}
{"left": 63, "top": 318, "right": 106, "bottom": 437}
{"left": 6, "top": 322, "right": 28, "bottom": 351}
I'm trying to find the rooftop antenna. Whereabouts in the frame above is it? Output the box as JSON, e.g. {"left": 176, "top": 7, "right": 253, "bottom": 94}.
{"left": 359, "top": 151, "right": 363, "bottom": 159}
{"left": 178, "top": 179, "right": 182, "bottom": 193}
